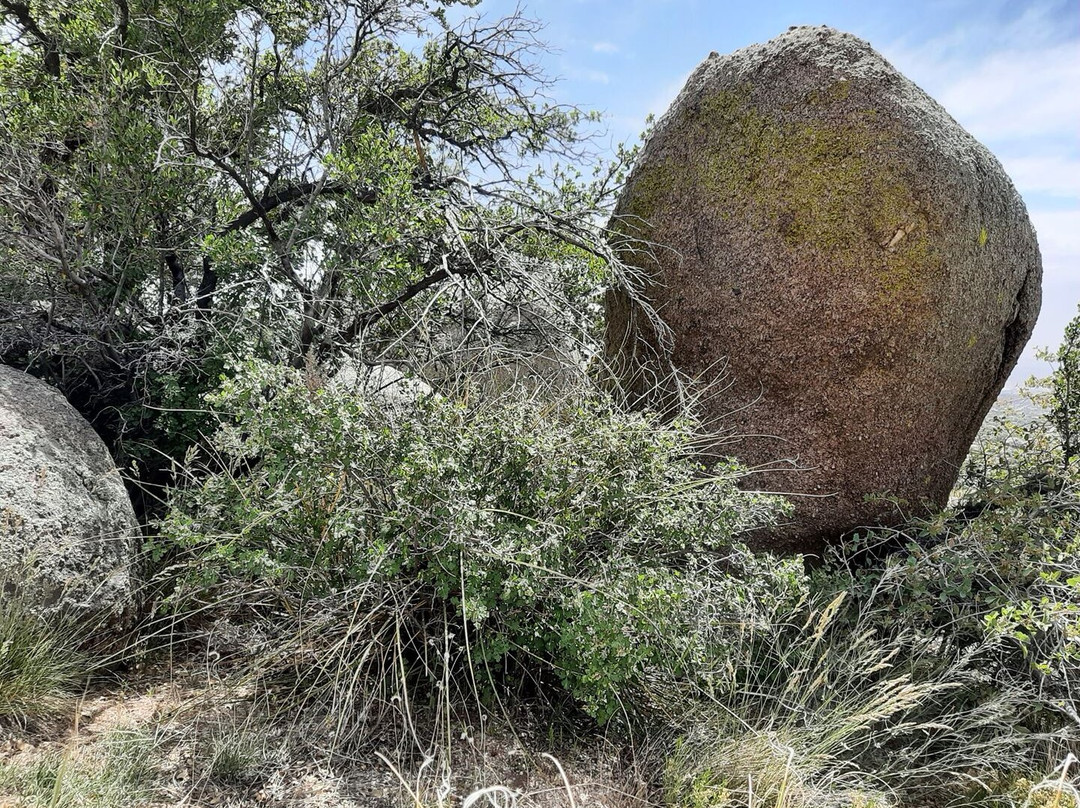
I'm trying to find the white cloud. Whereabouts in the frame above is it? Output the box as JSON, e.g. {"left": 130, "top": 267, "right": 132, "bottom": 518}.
{"left": 1031, "top": 210, "right": 1080, "bottom": 260}
{"left": 1001, "top": 156, "right": 1080, "bottom": 198}
{"left": 592, "top": 41, "right": 619, "bottom": 54}
{"left": 929, "top": 45, "right": 1080, "bottom": 143}
{"left": 878, "top": 2, "right": 1078, "bottom": 148}
{"left": 880, "top": 52, "right": 1078, "bottom": 153}
{"left": 586, "top": 70, "right": 610, "bottom": 84}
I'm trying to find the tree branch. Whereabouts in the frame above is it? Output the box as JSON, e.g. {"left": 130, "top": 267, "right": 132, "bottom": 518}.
{"left": 0, "top": 0, "right": 61, "bottom": 76}
{"left": 164, "top": 251, "right": 188, "bottom": 304}
{"left": 328, "top": 257, "right": 478, "bottom": 353}
{"left": 217, "top": 179, "right": 356, "bottom": 235}
{"left": 114, "top": 0, "right": 129, "bottom": 52}
{"left": 195, "top": 256, "right": 216, "bottom": 318}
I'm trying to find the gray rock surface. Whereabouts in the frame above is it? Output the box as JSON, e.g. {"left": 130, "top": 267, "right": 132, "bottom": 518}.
{"left": 606, "top": 26, "right": 1042, "bottom": 554}
{"left": 329, "top": 361, "right": 435, "bottom": 404}
{"left": 0, "top": 365, "right": 137, "bottom": 624}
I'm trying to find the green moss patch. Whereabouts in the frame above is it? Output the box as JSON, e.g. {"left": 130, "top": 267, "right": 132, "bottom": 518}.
{"left": 618, "top": 84, "right": 942, "bottom": 310}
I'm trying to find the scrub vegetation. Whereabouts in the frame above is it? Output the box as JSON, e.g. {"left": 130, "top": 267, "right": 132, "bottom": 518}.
{"left": 0, "top": 1, "right": 1076, "bottom": 806}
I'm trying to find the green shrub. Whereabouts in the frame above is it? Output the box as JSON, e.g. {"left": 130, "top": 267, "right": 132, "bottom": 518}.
{"left": 959, "top": 389, "right": 1063, "bottom": 496}
{"left": 155, "top": 360, "right": 797, "bottom": 734}
{"left": 1046, "top": 304, "right": 1080, "bottom": 466}
{"left": 794, "top": 417, "right": 1080, "bottom": 799}
{"left": 829, "top": 490, "right": 1080, "bottom": 689}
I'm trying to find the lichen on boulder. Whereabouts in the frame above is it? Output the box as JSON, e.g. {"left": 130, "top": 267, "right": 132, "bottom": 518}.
{"left": 0, "top": 365, "right": 138, "bottom": 629}
{"left": 606, "top": 26, "right": 1042, "bottom": 555}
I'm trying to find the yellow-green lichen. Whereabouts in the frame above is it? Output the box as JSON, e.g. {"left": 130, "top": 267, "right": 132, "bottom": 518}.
{"left": 805, "top": 78, "right": 851, "bottom": 105}
{"left": 619, "top": 84, "right": 941, "bottom": 311}
{"left": 978, "top": 227, "right": 989, "bottom": 247}
{"left": 614, "top": 160, "right": 678, "bottom": 241}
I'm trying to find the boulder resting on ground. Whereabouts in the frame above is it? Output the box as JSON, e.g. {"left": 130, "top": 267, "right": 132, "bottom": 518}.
{"left": 0, "top": 365, "right": 138, "bottom": 627}
{"left": 606, "top": 26, "right": 1042, "bottom": 554}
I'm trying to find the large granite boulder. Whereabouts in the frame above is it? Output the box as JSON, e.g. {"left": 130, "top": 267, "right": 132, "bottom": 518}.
{"left": 0, "top": 365, "right": 137, "bottom": 625}
{"left": 606, "top": 26, "right": 1042, "bottom": 555}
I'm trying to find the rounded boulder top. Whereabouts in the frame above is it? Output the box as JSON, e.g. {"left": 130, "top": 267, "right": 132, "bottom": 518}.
{"left": 606, "top": 26, "right": 1042, "bottom": 555}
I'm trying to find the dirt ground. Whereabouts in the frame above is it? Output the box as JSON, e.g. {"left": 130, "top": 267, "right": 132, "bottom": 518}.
{"left": 0, "top": 660, "right": 656, "bottom": 808}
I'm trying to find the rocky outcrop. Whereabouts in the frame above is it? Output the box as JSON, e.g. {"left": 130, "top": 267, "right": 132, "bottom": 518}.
{"left": 606, "top": 26, "right": 1042, "bottom": 555}
{"left": 0, "top": 365, "right": 137, "bottom": 625}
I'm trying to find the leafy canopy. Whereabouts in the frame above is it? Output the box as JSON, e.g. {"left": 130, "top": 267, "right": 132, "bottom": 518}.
{"left": 0, "top": 0, "right": 635, "bottom": 475}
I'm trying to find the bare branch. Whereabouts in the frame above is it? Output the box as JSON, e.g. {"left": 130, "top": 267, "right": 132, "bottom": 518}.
{"left": 330, "top": 256, "right": 480, "bottom": 352}
{"left": 218, "top": 179, "right": 356, "bottom": 235}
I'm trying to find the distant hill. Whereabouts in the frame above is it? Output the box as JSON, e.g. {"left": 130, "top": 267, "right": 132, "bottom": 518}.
{"left": 991, "top": 388, "right": 1047, "bottom": 424}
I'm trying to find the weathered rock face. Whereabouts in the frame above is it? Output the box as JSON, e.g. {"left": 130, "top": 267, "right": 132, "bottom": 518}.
{"left": 0, "top": 365, "right": 137, "bottom": 625}
{"left": 606, "top": 26, "right": 1042, "bottom": 555}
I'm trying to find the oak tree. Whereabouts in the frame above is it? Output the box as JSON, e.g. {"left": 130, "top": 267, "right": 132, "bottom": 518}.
{"left": 0, "top": 0, "right": 633, "bottom": 507}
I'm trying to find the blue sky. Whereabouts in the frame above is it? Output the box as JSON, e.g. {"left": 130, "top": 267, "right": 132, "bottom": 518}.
{"left": 466, "top": 0, "right": 1079, "bottom": 388}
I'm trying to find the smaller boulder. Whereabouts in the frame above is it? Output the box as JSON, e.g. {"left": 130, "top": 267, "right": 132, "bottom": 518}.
{"left": 0, "top": 366, "right": 138, "bottom": 628}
